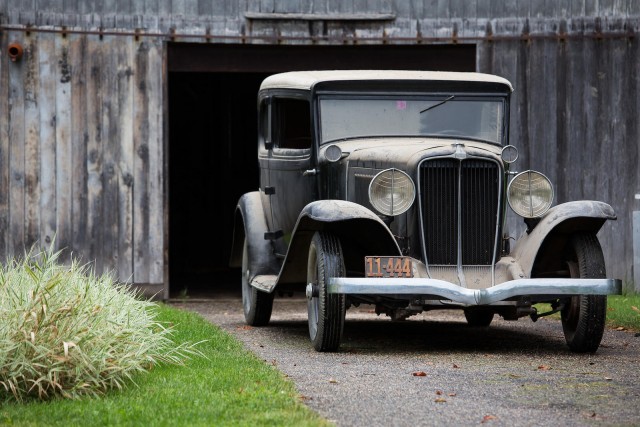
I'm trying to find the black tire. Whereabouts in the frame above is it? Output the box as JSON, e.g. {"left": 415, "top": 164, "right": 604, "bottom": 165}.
{"left": 464, "top": 308, "right": 494, "bottom": 327}
{"left": 561, "top": 233, "right": 607, "bottom": 353}
{"left": 241, "top": 238, "right": 273, "bottom": 326}
{"left": 306, "top": 232, "right": 346, "bottom": 352}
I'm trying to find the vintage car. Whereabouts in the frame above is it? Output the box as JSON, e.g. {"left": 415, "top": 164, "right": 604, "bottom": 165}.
{"left": 230, "top": 70, "right": 621, "bottom": 353}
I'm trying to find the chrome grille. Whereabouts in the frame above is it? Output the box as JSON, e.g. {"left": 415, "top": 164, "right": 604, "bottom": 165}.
{"left": 419, "top": 158, "right": 500, "bottom": 266}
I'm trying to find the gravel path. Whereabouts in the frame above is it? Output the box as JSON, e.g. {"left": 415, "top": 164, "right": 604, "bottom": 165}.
{"left": 175, "top": 297, "right": 640, "bottom": 426}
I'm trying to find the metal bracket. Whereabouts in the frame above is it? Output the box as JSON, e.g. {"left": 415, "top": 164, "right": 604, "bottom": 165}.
{"left": 264, "top": 230, "right": 284, "bottom": 240}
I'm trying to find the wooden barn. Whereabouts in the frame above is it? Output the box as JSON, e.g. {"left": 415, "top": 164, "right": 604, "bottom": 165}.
{"left": 0, "top": 1, "right": 638, "bottom": 298}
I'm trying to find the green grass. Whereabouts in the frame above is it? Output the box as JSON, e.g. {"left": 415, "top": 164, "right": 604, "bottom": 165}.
{"left": 605, "top": 294, "right": 640, "bottom": 331}
{"left": 535, "top": 294, "right": 640, "bottom": 331}
{"left": 0, "top": 304, "right": 328, "bottom": 427}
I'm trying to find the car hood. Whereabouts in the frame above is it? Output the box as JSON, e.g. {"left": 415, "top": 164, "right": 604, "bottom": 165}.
{"left": 320, "top": 137, "right": 504, "bottom": 169}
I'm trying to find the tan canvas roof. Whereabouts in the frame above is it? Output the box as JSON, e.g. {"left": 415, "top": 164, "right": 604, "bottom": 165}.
{"left": 260, "top": 70, "right": 513, "bottom": 92}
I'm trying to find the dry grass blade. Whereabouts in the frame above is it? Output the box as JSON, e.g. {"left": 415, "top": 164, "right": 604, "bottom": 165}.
{"left": 0, "top": 247, "right": 202, "bottom": 402}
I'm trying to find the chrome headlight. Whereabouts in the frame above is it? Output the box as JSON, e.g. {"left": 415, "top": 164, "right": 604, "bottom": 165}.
{"left": 368, "top": 169, "right": 415, "bottom": 216}
{"left": 507, "top": 170, "right": 554, "bottom": 218}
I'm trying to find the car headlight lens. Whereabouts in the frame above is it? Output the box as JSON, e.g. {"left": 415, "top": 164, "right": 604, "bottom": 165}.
{"left": 368, "top": 168, "right": 415, "bottom": 216}
{"left": 507, "top": 170, "right": 554, "bottom": 218}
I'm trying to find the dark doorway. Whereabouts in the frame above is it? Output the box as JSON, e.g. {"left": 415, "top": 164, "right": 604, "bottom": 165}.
{"left": 168, "top": 43, "right": 476, "bottom": 297}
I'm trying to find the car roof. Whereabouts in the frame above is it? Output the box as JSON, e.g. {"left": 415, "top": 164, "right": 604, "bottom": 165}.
{"left": 260, "top": 70, "right": 513, "bottom": 92}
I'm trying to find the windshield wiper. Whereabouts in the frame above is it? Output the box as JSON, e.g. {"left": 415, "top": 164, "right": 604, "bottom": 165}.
{"left": 420, "top": 95, "right": 455, "bottom": 114}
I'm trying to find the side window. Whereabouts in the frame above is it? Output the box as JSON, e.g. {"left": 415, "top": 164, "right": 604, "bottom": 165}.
{"left": 258, "top": 98, "right": 270, "bottom": 154}
{"left": 273, "top": 98, "right": 311, "bottom": 150}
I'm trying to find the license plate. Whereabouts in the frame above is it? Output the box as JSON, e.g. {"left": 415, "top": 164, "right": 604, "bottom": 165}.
{"left": 365, "top": 256, "right": 413, "bottom": 278}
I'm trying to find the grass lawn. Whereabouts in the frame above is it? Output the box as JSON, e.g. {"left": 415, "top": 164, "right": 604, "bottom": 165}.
{"left": 605, "top": 294, "right": 640, "bottom": 331}
{"left": 0, "top": 304, "right": 328, "bottom": 427}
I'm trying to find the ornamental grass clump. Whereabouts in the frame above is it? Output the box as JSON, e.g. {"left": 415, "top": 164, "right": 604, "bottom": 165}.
{"left": 0, "top": 249, "right": 200, "bottom": 402}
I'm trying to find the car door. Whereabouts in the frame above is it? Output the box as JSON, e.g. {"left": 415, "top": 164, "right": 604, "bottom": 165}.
{"left": 259, "top": 93, "right": 317, "bottom": 258}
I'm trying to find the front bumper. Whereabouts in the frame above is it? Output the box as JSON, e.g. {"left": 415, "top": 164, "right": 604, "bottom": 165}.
{"left": 327, "top": 277, "right": 622, "bottom": 305}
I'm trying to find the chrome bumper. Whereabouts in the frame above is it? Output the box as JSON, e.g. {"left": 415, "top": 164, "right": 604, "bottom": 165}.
{"left": 327, "top": 278, "right": 622, "bottom": 305}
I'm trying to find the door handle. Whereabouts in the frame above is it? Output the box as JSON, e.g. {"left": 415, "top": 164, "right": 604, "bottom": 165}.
{"left": 303, "top": 168, "right": 318, "bottom": 176}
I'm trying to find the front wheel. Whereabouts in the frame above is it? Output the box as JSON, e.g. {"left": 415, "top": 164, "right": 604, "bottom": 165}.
{"left": 561, "top": 233, "right": 607, "bottom": 353}
{"left": 241, "top": 238, "right": 274, "bottom": 326}
{"left": 306, "top": 232, "right": 346, "bottom": 352}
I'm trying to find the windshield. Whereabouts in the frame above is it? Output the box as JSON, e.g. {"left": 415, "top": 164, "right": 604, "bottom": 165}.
{"left": 319, "top": 95, "right": 505, "bottom": 145}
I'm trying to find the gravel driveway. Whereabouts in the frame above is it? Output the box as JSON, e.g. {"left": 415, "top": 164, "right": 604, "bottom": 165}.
{"left": 175, "top": 297, "right": 640, "bottom": 426}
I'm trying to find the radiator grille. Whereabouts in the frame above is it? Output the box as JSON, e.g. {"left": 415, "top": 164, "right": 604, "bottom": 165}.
{"left": 420, "top": 158, "right": 500, "bottom": 266}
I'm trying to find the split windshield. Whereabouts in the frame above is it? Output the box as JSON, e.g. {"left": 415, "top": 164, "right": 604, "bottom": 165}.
{"left": 319, "top": 95, "right": 505, "bottom": 145}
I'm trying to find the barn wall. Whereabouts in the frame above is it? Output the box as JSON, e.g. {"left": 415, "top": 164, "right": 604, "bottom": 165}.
{"left": 478, "top": 35, "right": 640, "bottom": 286}
{"left": 0, "top": 29, "right": 165, "bottom": 292}
{"left": 1, "top": 1, "right": 639, "bottom": 289}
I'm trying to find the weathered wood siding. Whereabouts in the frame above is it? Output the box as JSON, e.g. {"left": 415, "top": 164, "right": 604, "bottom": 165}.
{"left": 478, "top": 35, "right": 639, "bottom": 287}
{"left": 1, "top": 0, "right": 639, "bottom": 289}
{"left": 0, "top": 29, "right": 164, "bottom": 291}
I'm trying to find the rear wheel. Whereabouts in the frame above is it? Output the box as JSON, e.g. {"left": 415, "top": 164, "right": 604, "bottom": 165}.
{"left": 306, "top": 232, "right": 346, "bottom": 352}
{"left": 464, "top": 308, "right": 494, "bottom": 327}
{"left": 561, "top": 233, "right": 607, "bottom": 353}
{"left": 241, "top": 238, "right": 273, "bottom": 326}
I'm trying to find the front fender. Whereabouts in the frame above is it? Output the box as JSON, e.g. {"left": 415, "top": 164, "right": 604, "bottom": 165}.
{"left": 229, "top": 192, "right": 279, "bottom": 276}
{"left": 276, "top": 200, "right": 401, "bottom": 285}
{"left": 511, "top": 201, "right": 616, "bottom": 277}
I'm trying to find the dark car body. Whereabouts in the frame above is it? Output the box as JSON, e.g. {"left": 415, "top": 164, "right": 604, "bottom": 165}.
{"left": 230, "top": 71, "right": 621, "bottom": 352}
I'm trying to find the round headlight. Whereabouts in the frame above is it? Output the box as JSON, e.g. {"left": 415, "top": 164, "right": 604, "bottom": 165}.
{"left": 507, "top": 170, "right": 554, "bottom": 218}
{"left": 368, "top": 168, "right": 415, "bottom": 216}
{"left": 324, "top": 144, "right": 343, "bottom": 162}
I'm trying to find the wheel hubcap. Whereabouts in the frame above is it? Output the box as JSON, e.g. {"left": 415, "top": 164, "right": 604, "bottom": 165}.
{"left": 306, "top": 282, "right": 319, "bottom": 300}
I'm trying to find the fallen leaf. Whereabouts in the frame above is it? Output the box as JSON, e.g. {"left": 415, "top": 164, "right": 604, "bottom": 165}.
{"left": 434, "top": 398, "right": 447, "bottom": 403}
{"left": 299, "top": 395, "right": 312, "bottom": 401}
{"left": 481, "top": 415, "right": 497, "bottom": 423}
{"left": 452, "top": 364, "right": 460, "bottom": 369}
{"left": 604, "top": 377, "right": 613, "bottom": 381}
{"left": 435, "top": 390, "right": 443, "bottom": 395}
{"left": 508, "top": 374, "right": 522, "bottom": 379}
{"left": 631, "top": 306, "right": 639, "bottom": 313}
{"left": 237, "top": 325, "right": 253, "bottom": 330}
{"left": 537, "top": 365, "right": 551, "bottom": 371}
{"left": 616, "top": 326, "right": 626, "bottom": 331}
{"left": 412, "top": 371, "right": 427, "bottom": 377}
{"left": 448, "top": 393, "right": 457, "bottom": 397}
{"left": 329, "top": 378, "right": 338, "bottom": 384}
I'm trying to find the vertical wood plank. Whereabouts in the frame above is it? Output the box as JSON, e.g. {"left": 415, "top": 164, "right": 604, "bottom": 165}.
{"left": 24, "top": 36, "right": 41, "bottom": 248}
{"left": 85, "top": 34, "right": 104, "bottom": 271}
{"left": 55, "top": 33, "right": 73, "bottom": 262}
{"left": 71, "top": 35, "right": 88, "bottom": 255}
{"left": 9, "top": 34, "right": 26, "bottom": 258}
{"left": 38, "top": 33, "right": 57, "bottom": 250}
{"left": 0, "top": 31, "right": 10, "bottom": 258}
{"left": 133, "top": 40, "right": 151, "bottom": 284}
{"left": 143, "top": 0, "right": 159, "bottom": 14}
{"left": 160, "top": 39, "right": 169, "bottom": 295}
{"left": 149, "top": 39, "right": 164, "bottom": 284}
{"left": 117, "top": 38, "right": 135, "bottom": 281}
{"left": 198, "top": 0, "right": 213, "bottom": 16}
{"left": 101, "top": 36, "right": 118, "bottom": 273}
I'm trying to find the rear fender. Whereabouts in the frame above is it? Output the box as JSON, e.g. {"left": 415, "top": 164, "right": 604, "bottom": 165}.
{"left": 229, "top": 192, "right": 280, "bottom": 276}
{"left": 275, "top": 200, "right": 401, "bottom": 286}
{"left": 511, "top": 201, "right": 616, "bottom": 277}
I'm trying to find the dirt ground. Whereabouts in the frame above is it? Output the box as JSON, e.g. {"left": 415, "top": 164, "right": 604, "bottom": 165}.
{"left": 175, "top": 296, "right": 640, "bottom": 427}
